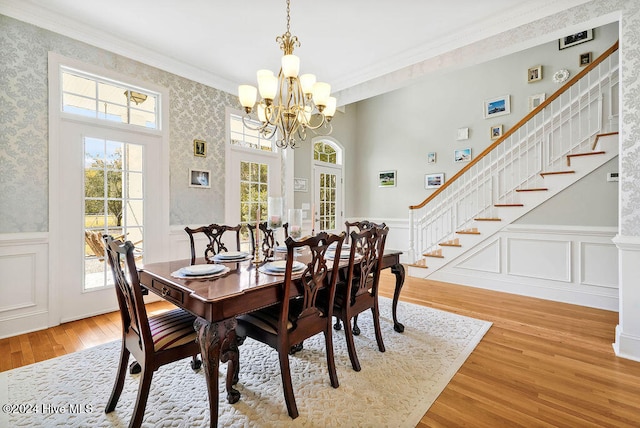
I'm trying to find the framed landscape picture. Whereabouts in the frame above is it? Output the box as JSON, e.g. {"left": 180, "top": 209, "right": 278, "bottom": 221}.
{"left": 378, "top": 170, "right": 396, "bottom": 187}
{"left": 425, "top": 173, "right": 445, "bottom": 189}
{"left": 483, "top": 95, "right": 510, "bottom": 119}
{"left": 454, "top": 148, "right": 472, "bottom": 163}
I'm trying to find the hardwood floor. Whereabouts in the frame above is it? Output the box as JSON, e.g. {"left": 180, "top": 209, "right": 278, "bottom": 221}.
{"left": 2, "top": 271, "right": 639, "bottom": 426}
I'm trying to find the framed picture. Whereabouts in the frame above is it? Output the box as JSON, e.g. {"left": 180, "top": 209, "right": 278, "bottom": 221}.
{"left": 293, "top": 177, "right": 308, "bottom": 192}
{"left": 189, "top": 169, "right": 211, "bottom": 188}
{"left": 427, "top": 152, "right": 437, "bottom": 164}
{"left": 194, "top": 139, "right": 206, "bottom": 157}
{"left": 454, "top": 148, "right": 472, "bottom": 163}
{"left": 378, "top": 170, "right": 396, "bottom": 187}
{"left": 528, "top": 93, "right": 546, "bottom": 111}
{"left": 580, "top": 52, "right": 592, "bottom": 67}
{"left": 456, "top": 127, "right": 469, "bottom": 140}
{"left": 483, "top": 95, "right": 510, "bottom": 119}
{"left": 425, "top": 173, "right": 445, "bottom": 189}
{"left": 559, "top": 29, "right": 593, "bottom": 50}
{"left": 490, "top": 124, "right": 503, "bottom": 140}
{"left": 528, "top": 65, "right": 542, "bottom": 83}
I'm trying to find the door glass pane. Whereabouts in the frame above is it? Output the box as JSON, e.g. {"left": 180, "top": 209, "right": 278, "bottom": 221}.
{"left": 84, "top": 138, "right": 144, "bottom": 290}
{"left": 239, "top": 160, "right": 268, "bottom": 250}
{"left": 319, "top": 172, "right": 337, "bottom": 231}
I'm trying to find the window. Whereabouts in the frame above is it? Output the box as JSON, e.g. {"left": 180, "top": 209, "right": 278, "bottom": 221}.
{"left": 314, "top": 141, "right": 339, "bottom": 164}
{"left": 84, "top": 138, "right": 144, "bottom": 290}
{"left": 229, "top": 113, "right": 276, "bottom": 152}
{"left": 61, "top": 67, "right": 159, "bottom": 129}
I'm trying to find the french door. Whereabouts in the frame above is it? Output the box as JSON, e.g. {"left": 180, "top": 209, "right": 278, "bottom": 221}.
{"left": 227, "top": 147, "right": 281, "bottom": 250}
{"left": 55, "top": 120, "right": 163, "bottom": 322}
{"left": 313, "top": 164, "right": 343, "bottom": 234}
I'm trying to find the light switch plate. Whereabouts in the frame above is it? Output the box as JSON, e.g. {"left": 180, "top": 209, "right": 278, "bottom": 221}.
{"left": 607, "top": 172, "right": 619, "bottom": 182}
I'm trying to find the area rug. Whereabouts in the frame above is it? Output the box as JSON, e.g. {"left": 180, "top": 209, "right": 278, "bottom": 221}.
{"left": 0, "top": 297, "right": 491, "bottom": 427}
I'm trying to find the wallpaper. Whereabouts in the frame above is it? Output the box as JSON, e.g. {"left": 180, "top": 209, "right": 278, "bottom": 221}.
{"left": 0, "top": 14, "right": 237, "bottom": 233}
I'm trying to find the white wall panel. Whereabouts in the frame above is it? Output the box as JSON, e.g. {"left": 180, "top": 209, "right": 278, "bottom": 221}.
{"left": 457, "top": 238, "right": 501, "bottom": 274}
{"left": 507, "top": 238, "right": 571, "bottom": 282}
{"left": 0, "top": 233, "right": 49, "bottom": 339}
{"left": 581, "top": 242, "right": 618, "bottom": 288}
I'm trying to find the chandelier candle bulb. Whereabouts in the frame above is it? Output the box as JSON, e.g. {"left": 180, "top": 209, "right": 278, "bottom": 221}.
{"left": 257, "top": 70, "right": 277, "bottom": 100}
{"left": 324, "top": 97, "right": 337, "bottom": 119}
{"left": 312, "top": 82, "right": 331, "bottom": 107}
{"left": 300, "top": 73, "right": 317, "bottom": 95}
{"left": 238, "top": 85, "right": 257, "bottom": 111}
{"left": 281, "top": 54, "right": 300, "bottom": 78}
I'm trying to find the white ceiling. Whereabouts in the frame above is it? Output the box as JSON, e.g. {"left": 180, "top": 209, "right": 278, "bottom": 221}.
{"left": 2, "top": 0, "right": 590, "bottom": 104}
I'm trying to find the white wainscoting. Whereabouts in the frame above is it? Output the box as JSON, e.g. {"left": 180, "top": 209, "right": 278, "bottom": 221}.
{"left": 0, "top": 233, "right": 50, "bottom": 339}
{"left": 344, "top": 218, "right": 411, "bottom": 264}
{"left": 429, "top": 225, "right": 619, "bottom": 310}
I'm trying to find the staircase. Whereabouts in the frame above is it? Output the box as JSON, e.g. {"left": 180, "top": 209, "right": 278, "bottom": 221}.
{"left": 408, "top": 42, "right": 619, "bottom": 278}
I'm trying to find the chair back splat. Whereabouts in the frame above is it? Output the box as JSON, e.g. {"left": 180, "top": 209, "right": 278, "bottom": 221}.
{"left": 247, "top": 221, "right": 289, "bottom": 259}
{"left": 236, "top": 231, "right": 345, "bottom": 419}
{"left": 103, "top": 235, "right": 201, "bottom": 428}
{"left": 184, "top": 223, "right": 241, "bottom": 264}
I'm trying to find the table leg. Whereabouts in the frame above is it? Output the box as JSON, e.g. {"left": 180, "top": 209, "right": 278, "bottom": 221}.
{"left": 390, "top": 263, "right": 405, "bottom": 333}
{"left": 194, "top": 316, "right": 239, "bottom": 428}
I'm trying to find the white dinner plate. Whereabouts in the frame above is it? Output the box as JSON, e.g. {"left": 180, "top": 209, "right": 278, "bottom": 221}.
{"left": 265, "top": 260, "right": 305, "bottom": 272}
{"left": 181, "top": 264, "right": 225, "bottom": 276}
{"left": 215, "top": 251, "right": 249, "bottom": 260}
{"left": 326, "top": 251, "right": 351, "bottom": 259}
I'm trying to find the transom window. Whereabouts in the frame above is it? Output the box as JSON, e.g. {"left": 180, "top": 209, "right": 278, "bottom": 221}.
{"left": 314, "top": 140, "right": 341, "bottom": 164}
{"left": 61, "top": 67, "right": 159, "bottom": 129}
{"left": 229, "top": 113, "right": 276, "bottom": 152}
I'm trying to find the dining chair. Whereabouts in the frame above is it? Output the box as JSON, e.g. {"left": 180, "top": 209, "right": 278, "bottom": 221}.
{"left": 235, "top": 231, "right": 346, "bottom": 419}
{"left": 332, "top": 226, "right": 389, "bottom": 371}
{"left": 247, "top": 221, "right": 289, "bottom": 258}
{"left": 103, "top": 235, "right": 202, "bottom": 428}
{"left": 344, "top": 220, "right": 386, "bottom": 244}
{"left": 184, "top": 223, "right": 242, "bottom": 265}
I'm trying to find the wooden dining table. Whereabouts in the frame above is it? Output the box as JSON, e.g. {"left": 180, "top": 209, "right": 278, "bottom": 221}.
{"left": 138, "top": 249, "right": 405, "bottom": 427}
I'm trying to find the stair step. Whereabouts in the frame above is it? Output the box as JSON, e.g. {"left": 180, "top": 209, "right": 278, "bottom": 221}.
{"left": 540, "top": 170, "right": 576, "bottom": 177}
{"left": 474, "top": 218, "right": 502, "bottom": 221}
{"left": 439, "top": 238, "right": 461, "bottom": 247}
{"left": 567, "top": 151, "right": 606, "bottom": 166}
{"left": 456, "top": 228, "right": 480, "bottom": 235}
{"left": 494, "top": 204, "right": 524, "bottom": 207}
{"left": 423, "top": 249, "right": 444, "bottom": 258}
{"left": 592, "top": 131, "right": 619, "bottom": 150}
{"left": 516, "top": 188, "right": 548, "bottom": 192}
{"left": 408, "top": 259, "right": 429, "bottom": 268}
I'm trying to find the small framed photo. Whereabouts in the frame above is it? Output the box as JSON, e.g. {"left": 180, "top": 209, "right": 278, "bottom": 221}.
{"left": 194, "top": 139, "right": 206, "bottom": 157}
{"left": 425, "top": 173, "right": 445, "bottom": 189}
{"left": 579, "top": 52, "right": 592, "bottom": 67}
{"left": 528, "top": 93, "right": 546, "bottom": 111}
{"left": 528, "top": 65, "right": 542, "bottom": 83}
{"left": 293, "top": 177, "right": 308, "bottom": 192}
{"left": 378, "top": 170, "right": 397, "bottom": 187}
{"left": 427, "top": 152, "right": 437, "bottom": 164}
{"left": 483, "top": 95, "right": 510, "bottom": 119}
{"left": 456, "top": 127, "right": 469, "bottom": 140}
{"left": 559, "top": 29, "right": 593, "bottom": 50}
{"left": 454, "top": 148, "right": 472, "bottom": 163}
{"left": 189, "top": 169, "right": 211, "bottom": 188}
{"left": 490, "top": 124, "right": 503, "bottom": 140}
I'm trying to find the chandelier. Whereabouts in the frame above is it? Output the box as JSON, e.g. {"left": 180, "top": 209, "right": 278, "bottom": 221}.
{"left": 237, "top": 0, "right": 336, "bottom": 149}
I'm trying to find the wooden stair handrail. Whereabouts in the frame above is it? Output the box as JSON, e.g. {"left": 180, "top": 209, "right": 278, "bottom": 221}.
{"left": 410, "top": 41, "right": 619, "bottom": 210}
